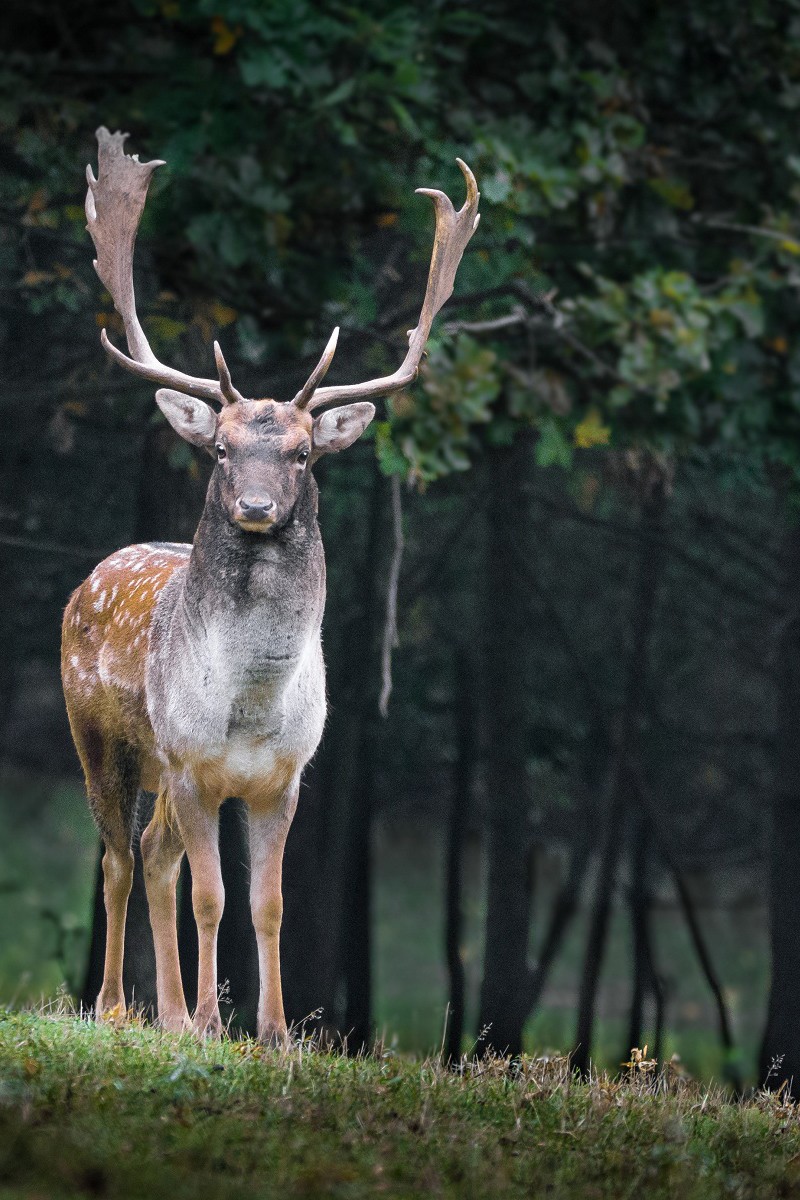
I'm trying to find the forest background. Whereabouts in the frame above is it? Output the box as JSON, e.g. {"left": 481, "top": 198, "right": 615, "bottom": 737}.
{"left": 2, "top": 0, "right": 800, "bottom": 1093}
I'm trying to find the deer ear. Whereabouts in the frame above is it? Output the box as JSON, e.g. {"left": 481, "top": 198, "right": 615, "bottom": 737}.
{"left": 155, "top": 389, "right": 217, "bottom": 448}
{"left": 312, "top": 402, "right": 375, "bottom": 459}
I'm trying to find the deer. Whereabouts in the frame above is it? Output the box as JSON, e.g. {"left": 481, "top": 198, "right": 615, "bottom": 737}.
{"left": 61, "top": 127, "right": 479, "bottom": 1042}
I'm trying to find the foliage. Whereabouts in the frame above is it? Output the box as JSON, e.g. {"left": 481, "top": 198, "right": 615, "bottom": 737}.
{"left": 4, "top": 1, "right": 800, "bottom": 485}
{"left": 3, "top": 1010, "right": 800, "bottom": 1199}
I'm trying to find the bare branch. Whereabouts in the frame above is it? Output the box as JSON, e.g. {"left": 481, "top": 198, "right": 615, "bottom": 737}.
{"left": 379, "top": 474, "right": 405, "bottom": 718}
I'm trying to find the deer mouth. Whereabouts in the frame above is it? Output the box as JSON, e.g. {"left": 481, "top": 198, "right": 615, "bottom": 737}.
{"left": 235, "top": 516, "right": 277, "bottom": 534}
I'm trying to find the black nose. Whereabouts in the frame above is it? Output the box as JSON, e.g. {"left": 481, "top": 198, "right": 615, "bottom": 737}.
{"left": 238, "top": 495, "right": 276, "bottom": 521}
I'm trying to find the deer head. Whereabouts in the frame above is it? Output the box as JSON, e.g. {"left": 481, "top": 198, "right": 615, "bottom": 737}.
{"left": 86, "top": 127, "right": 480, "bottom": 533}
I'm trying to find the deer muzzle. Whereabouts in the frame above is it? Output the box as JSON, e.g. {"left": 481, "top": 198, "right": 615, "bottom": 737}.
{"left": 234, "top": 495, "right": 277, "bottom": 531}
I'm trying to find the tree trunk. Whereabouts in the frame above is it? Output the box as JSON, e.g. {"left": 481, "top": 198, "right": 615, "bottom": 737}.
{"left": 572, "top": 477, "right": 666, "bottom": 1077}
{"left": 524, "top": 724, "right": 608, "bottom": 1023}
{"left": 477, "top": 438, "right": 536, "bottom": 1058}
{"left": 315, "top": 461, "right": 387, "bottom": 1049}
{"left": 625, "top": 810, "right": 652, "bottom": 1060}
{"left": 444, "top": 651, "right": 475, "bottom": 1062}
{"left": 572, "top": 792, "right": 625, "bottom": 1076}
{"left": 761, "top": 523, "right": 800, "bottom": 1094}
{"left": 669, "top": 857, "right": 740, "bottom": 1091}
{"left": 280, "top": 760, "right": 326, "bottom": 1032}
{"left": 340, "top": 474, "right": 388, "bottom": 1051}
{"left": 217, "top": 798, "right": 258, "bottom": 1035}
{"left": 526, "top": 841, "right": 591, "bottom": 1016}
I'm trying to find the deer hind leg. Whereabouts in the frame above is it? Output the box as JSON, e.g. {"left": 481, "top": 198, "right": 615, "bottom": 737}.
{"left": 141, "top": 794, "right": 190, "bottom": 1033}
{"left": 247, "top": 789, "right": 298, "bottom": 1044}
{"left": 170, "top": 780, "right": 225, "bottom": 1038}
{"left": 77, "top": 731, "right": 140, "bottom": 1019}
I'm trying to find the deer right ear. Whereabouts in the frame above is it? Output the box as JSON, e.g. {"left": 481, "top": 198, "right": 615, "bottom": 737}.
{"left": 155, "top": 389, "right": 217, "bottom": 448}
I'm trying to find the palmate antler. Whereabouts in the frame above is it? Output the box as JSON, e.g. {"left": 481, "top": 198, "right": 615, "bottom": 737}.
{"left": 87, "top": 127, "right": 480, "bottom": 411}
{"left": 86, "top": 127, "right": 243, "bottom": 405}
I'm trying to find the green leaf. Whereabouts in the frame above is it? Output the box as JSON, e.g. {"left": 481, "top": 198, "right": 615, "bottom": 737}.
{"left": 535, "top": 418, "right": 573, "bottom": 469}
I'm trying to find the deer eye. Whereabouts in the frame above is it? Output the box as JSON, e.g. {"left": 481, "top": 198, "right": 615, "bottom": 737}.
{"left": 215, "top": 443, "right": 227, "bottom": 461}
{"left": 297, "top": 448, "right": 310, "bottom": 465}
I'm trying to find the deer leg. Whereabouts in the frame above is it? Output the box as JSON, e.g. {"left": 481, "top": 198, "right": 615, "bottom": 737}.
{"left": 247, "top": 790, "right": 298, "bottom": 1044}
{"left": 96, "top": 841, "right": 135, "bottom": 1017}
{"left": 79, "top": 738, "right": 140, "bottom": 1019}
{"left": 171, "top": 785, "right": 225, "bottom": 1038}
{"left": 141, "top": 803, "right": 190, "bottom": 1033}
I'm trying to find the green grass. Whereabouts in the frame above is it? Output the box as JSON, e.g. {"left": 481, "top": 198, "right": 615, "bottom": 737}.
{"left": 0, "top": 1009, "right": 798, "bottom": 1200}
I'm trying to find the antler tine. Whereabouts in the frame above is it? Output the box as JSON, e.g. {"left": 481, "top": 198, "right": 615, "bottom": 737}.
{"left": 86, "top": 126, "right": 239, "bottom": 406}
{"left": 292, "top": 326, "right": 340, "bottom": 409}
{"left": 214, "top": 341, "right": 246, "bottom": 405}
{"left": 305, "top": 159, "right": 480, "bottom": 412}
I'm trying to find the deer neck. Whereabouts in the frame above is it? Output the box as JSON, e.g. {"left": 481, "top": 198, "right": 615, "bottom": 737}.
{"left": 178, "top": 471, "right": 325, "bottom": 664}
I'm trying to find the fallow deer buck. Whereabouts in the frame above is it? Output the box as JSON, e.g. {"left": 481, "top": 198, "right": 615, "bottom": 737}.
{"left": 62, "top": 127, "right": 479, "bottom": 1041}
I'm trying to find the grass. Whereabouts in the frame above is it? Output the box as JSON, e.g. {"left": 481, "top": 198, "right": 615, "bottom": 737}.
{"left": 0, "top": 1009, "right": 799, "bottom": 1200}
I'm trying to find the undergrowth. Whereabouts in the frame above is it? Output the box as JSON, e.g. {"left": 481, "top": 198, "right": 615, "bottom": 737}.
{"left": 0, "top": 1003, "right": 799, "bottom": 1199}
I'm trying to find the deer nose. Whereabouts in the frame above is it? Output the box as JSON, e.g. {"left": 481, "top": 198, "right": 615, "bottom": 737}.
{"left": 236, "top": 495, "right": 276, "bottom": 522}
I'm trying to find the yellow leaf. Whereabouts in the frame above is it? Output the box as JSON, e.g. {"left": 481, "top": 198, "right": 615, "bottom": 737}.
{"left": 375, "top": 211, "right": 398, "bottom": 229}
{"left": 211, "top": 15, "right": 241, "bottom": 55}
{"left": 648, "top": 307, "right": 672, "bottom": 329}
{"left": 21, "top": 270, "right": 53, "bottom": 287}
{"left": 767, "top": 335, "right": 789, "bottom": 354}
{"left": 145, "top": 315, "right": 187, "bottom": 341}
{"left": 210, "top": 300, "right": 237, "bottom": 327}
{"left": 780, "top": 239, "right": 800, "bottom": 255}
{"left": 26, "top": 188, "right": 47, "bottom": 214}
{"left": 63, "top": 400, "right": 88, "bottom": 416}
{"left": 574, "top": 409, "right": 611, "bottom": 450}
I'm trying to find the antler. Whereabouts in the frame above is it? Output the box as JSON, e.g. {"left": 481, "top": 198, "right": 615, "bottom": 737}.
{"left": 292, "top": 326, "right": 339, "bottom": 409}
{"left": 299, "top": 158, "right": 480, "bottom": 413}
{"left": 86, "top": 126, "right": 243, "bottom": 406}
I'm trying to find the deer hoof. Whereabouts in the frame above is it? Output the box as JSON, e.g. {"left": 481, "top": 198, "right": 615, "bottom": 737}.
{"left": 159, "top": 1009, "right": 192, "bottom": 1034}
{"left": 95, "top": 992, "right": 127, "bottom": 1024}
{"left": 193, "top": 1008, "right": 223, "bottom": 1039}
{"left": 257, "top": 1020, "right": 289, "bottom": 1047}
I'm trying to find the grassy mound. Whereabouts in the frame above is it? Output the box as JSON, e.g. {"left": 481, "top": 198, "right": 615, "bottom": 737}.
{"left": 0, "top": 1008, "right": 798, "bottom": 1198}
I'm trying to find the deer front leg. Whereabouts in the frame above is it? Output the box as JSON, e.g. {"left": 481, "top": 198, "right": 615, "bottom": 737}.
{"left": 248, "top": 791, "right": 297, "bottom": 1044}
{"left": 171, "top": 781, "right": 225, "bottom": 1038}
{"left": 141, "top": 806, "right": 191, "bottom": 1033}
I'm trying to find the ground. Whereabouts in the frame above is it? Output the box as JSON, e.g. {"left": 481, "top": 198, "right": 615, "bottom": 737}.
{"left": 0, "top": 1009, "right": 798, "bottom": 1200}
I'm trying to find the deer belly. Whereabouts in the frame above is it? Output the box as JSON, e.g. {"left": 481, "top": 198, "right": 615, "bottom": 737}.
{"left": 200, "top": 737, "right": 300, "bottom": 804}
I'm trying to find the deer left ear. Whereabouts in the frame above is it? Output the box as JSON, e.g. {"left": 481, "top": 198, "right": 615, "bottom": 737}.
{"left": 155, "top": 389, "right": 217, "bottom": 449}
{"left": 312, "top": 402, "right": 375, "bottom": 459}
